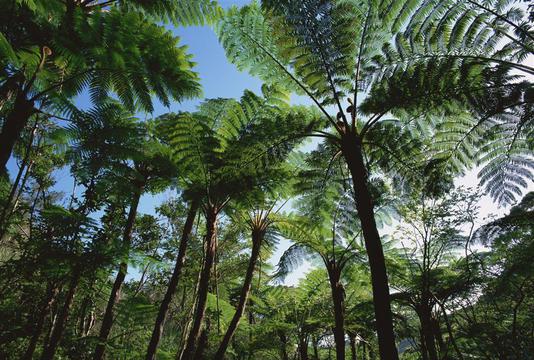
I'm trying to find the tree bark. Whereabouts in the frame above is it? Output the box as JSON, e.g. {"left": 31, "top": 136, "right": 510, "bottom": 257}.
{"left": 23, "top": 283, "right": 59, "bottom": 360}
{"left": 214, "top": 228, "right": 263, "bottom": 359}
{"left": 180, "top": 205, "right": 218, "bottom": 360}
{"left": 145, "top": 200, "right": 199, "bottom": 360}
{"left": 40, "top": 268, "right": 81, "bottom": 360}
{"left": 0, "top": 93, "right": 35, "bottom": 172}
{"left": 327, "top": 266, "right": 345, "bottom": 360}
{"left": 93, "top": 185, "right": 142, "bottom": 360}
{"left": 341, "top": 133, "right": 398, "bottom": 360}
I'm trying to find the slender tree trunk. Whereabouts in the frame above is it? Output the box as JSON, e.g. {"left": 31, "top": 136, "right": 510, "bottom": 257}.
{"left": 341, "top": 134, "right": 398, "bottom": 360}
{"left": 40, "top": 268, "right": 81, "bottom": 360}
{"left": 214, "top": 229, "right": 263, "bottom": 360}
{"left": 349, "top": 334, "right": 357, "bottom": 360}
{"left": 180, "top": 205, "right": 218, "bottom": 360}
{"left": 23, "top": 283, "right": 59, "bottom": 360}
{"left": 312, "top": 336, "right": 319, "bottom": 360}
{"left": 436, "top": 300, "right": 464, "bottom": 360}
{"left": 0, "top": 92, "right": 35, "bottom": 172}
{"left": 145, "top": 200, "right": 199, "bottom": 360}
{"left": 93, "top": 186, "right": 143, "bottom": 360}
{"left": 327, "top": 266, "right": 345, "bottom": 360}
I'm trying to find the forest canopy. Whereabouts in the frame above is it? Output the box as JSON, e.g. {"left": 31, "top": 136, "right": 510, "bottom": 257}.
{"left": 0, "top": 0, "right": 533, "bottom": 359}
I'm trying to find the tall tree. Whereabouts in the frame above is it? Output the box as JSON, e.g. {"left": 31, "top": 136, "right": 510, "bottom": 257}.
{"left": 214, "top": 199, "right": 283, "bottom": 359}
{"left": 163, "top": 88, "right": 317, "bottom": 359}
{"left": 215, "top": 2, "right": 526, "bottom": 357}
{"left": 93, "top": 120, "right": 178, "bottom": 360}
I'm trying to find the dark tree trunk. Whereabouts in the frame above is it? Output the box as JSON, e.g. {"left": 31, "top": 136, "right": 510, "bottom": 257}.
{"left": 145, "top": 200, "right": 199, "bottom": 360}
{"left": 23, "top": 283, "right": 59, "bottom": 360}
{"left": 299, "top": 335, "right": 309, "bottom": 360}
{"left": 0, "top": 93, "right": 35, "bottom": 172}
{"left": 93, "top": 186, "right": 142, "bottom": 360}
{"left": 278, "top": 331, "right": 289, "bottom": 360}
{"left": 40, "top": 269, "right": 81, "bottom": 360}
{"left": 431, "top": 317, "right": 445, "bottom": 356}
{"left": 312, "top": 336, "right": 319, "bottom": 360}
{"left": 341, "top": 133, "right": 398, "bottom": 360}
{"left": 180, "top": 205, "right": 218, "bottom": 360}
{"left": 214, "top": 228, "right": 263, "bottom": 360}
{"left": 327, "top": 266, "right": 345, "bottom": 360}
{"left": 349, "top": 334, "right": 357, "bottom": 360}
{"left": 419, "top": 327, "right": 429, "bottom": 360}
{"left": 193, "top": 318, "right": 210, "bottom": 360}
{"left": 0, "top": 119, "right": 37, "bottom": 236}
{"left": 418, "top": 305, "right": 438, "bottom": 360}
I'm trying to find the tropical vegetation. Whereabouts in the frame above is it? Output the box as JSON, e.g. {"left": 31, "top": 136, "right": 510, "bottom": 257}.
{"left": 0, "top": 0, "right": 532, "bottom": 359}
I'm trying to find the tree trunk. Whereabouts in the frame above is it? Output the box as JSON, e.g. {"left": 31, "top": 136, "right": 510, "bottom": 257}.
{"left": 431, "top": 317, "right": 445, "bottom": 356}
{"left": 0, "top": 93, "right": 35, "bottom": 172}
{"left": 145, "top": 200, "right": 199, "bottom": 360}
{"left": 23, "top": 283, "right": 59, "bottom": 360}
{"left": 349, "top": 334, "right": 357, "bottom": 360}
{"left": 93, "top": 186, "right": 142, "bottom": 360}
{"left": 341, "top": 134, "right": 398, "bottom": 360}
{"left": 312, "top": 336, "right": 319, "bottom": 360}
{"left": 180, "top": 205, "right": 218, "bottom": 360}
{"left": 279, "top": 331, "right": 289, "bottom": 360}
{"left": 193, "top": 317, "right": 210, "bottom": 360}
{"left": 419, "top": 327, "right": 429, "bottom": 360}
{"left": 40, "top": 268, "right": 81, "bottom": 360}
{"left": 0, "top": 118, "right": 37, "bottom": 236}
{"left": 299, "top": 335, "right": 310, "bottom": 360}
{"left": 146, "top": 201, "right": 198, "bottom": 360}
{"left": 214, "top": 228, "right": 263, "bottom": 360}
{"left": 327, "top": 266, "right": 345, "bottom": 360}
{"left": 418, "top": 305, "right": 438, "bottom": 360}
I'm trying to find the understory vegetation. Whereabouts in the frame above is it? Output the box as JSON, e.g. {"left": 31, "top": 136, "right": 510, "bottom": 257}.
{"left": 0, "top": 0, "right": 533, "bottom": 359}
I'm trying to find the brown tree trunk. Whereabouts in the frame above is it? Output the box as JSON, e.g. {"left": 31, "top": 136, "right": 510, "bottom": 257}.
{"left": 193, "top": 317, "right": 210, "bottom": 360}
{"left": 214, "top": 228, "right": 263, "bottom": 360}
{"left": 341, "top": 133, "right": 398, "bottom": 360}
{"left": 93, "top": 186, "right": 142, "bottom": 360}
{"left": 40, "top": 268, "right": 81, "bottom": 360}
{"left": 327, "top": 266, "right": 345, "bottom": 360}
{"left": 145, "top": 200, "right": 199, "bottom": 360}
{"left": 0, "top": 92, "right": 35, "bottom": 172}
{"left": 299, "top": 335, "right": 309, "bottom": 360}
{"left": 23, "top": 283, "right": 59, "bottom": 360}
{"left": 180, "top": 205, "right": 218, "bottom": 360}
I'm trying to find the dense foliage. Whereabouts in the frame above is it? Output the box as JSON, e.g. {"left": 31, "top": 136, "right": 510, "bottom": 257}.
{"left": 0, "top": 0, "right": 532, "bottom": 359}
